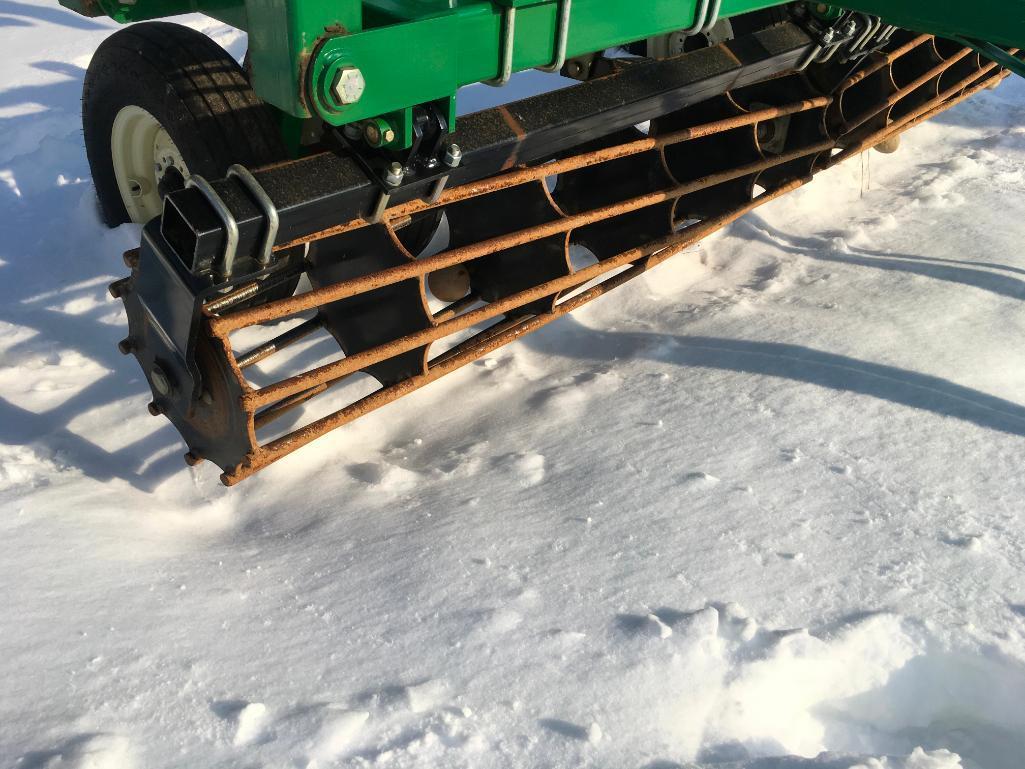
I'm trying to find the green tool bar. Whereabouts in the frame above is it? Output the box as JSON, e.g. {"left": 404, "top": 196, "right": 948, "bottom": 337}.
{"left": 303, "top": 0, "right": 780, "bottom": 127}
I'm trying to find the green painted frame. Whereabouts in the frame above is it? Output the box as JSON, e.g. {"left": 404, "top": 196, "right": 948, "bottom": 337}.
{"left": 59, "top": 0, "right": 1025, "bottom": 150}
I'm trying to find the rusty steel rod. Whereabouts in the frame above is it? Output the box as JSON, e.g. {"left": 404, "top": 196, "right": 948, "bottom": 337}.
{"left": 271, "top": 97, "right": 833, "bottom": 251}
{"left": 841, "top": 47, "right": 973, "bottom": 134}
{"left": 212, "top": 139, "right": 835, "bottom": 338}
{"left": 222, "top": 178, "right": 806, "bottom": 484}
{"left": 245, "top": 144, "right": 834, "bottom": 409}
{"left": 834, "top": 33, "right": 932, "bottom": 92}
{"left": 829, "top": 59, "right": 1008, "bottom": 167}
{"left": 201, "top": 39, "right": 1006, "bottom": 484}
{"left": 236, "top": 317, "right": 324, "bottom": 369}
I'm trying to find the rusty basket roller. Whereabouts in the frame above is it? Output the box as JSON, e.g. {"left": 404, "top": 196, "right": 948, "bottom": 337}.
{"left": 120, "top": 33, "right": 1005, "bottom": 485}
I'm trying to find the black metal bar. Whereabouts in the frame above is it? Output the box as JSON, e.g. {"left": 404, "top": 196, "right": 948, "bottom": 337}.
{"left": 161, "top": 22, "right": 814, "bottom": 274}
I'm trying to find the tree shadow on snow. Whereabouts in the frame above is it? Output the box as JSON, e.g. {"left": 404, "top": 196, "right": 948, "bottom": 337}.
{"left": 0, "top": 0, "right": 107, "bottom": 30}
{"left": 741, "top": 213, "right": 1025, "bottom": 302}
{"left": 522, "top": 318, "right": 1025, "bottom": 439}
{"left": 0, "top": 60, "right": 189, "bottom": 491}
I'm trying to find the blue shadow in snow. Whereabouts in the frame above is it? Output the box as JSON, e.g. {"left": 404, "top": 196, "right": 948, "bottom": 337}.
{"left": 524, "top": 318, "right": 1025, "bottom": 439}
{"left": 0, "top": 0, "right": 106, "bottom": 29}
{"left": 741, "top": 214, "right": 1025, "bottom": 302}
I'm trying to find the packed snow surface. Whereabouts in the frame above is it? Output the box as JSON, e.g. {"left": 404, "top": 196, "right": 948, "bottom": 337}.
{"left": 3, "top": 6, "right": 1025, "bottom": 769}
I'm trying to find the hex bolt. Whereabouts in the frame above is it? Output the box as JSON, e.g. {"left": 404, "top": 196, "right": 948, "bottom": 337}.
{"left": 426, "top": 144, "right": 463, "bottom": 203}
{"left": 363, "top": 118, "right": 397, "bottom": 148}
{"left": 444, "top": 143, "right": 463, "bottom": 168}
{"left": 331, "top": 66, "right": 366, "bottom": 106}
{"left": 384, "top": 162, "right": 405, "bottom": 187}
{"left": 368, "top": 163, "right": 405, "bottom": 224}
{"left": 117, "top": 338, "right": 134, "bottom": 355}
{"left": 147, "top": 401, "right": 164, "bottom": 416}
{"left": 150, "top": 365, "right": 171, "bottom": 397}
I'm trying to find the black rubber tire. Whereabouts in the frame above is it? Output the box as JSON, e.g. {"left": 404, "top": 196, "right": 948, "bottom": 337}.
{"left": 83, "top": 21, "right": 286, "bottom": 227}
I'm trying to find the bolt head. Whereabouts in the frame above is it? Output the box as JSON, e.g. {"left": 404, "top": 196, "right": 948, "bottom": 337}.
{"left": 363, "top": 121, "right": 396, "bottom": 147}
{"left": 444, "top": 144, "right": 463, "bottom": 168}
{"left": 384, "top": 162, "right": 405, "bottom": 187}
{"left": 150, "top": 366, "right": 171, "bottom": 397}
{"left": 331, "top": 67, "right": 365, "bottom": 106}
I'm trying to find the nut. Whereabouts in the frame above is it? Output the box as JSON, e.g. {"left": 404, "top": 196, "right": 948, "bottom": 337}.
{"left": 331, "top": 67, "right": 365, "bottom": 105}
{"left": 384, "top": 162, "right": 405, "bottom": 187}
{"left": 444, "top": 143, "right": 463, "bottom": 168}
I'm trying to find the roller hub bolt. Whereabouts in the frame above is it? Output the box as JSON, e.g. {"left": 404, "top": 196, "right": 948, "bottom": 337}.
{"left": 150, "top": 365, "right": 171, "bottom": 397}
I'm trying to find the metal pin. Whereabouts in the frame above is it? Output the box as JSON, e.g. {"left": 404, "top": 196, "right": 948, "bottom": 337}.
{"left": 236, "top": 317, "right": 324, "bottom": 369}
{"left": 425, "top": 144, "right": 462, "bottom": 203}
{"left": 369, "top": 163, "right": 405, "bottom": 224}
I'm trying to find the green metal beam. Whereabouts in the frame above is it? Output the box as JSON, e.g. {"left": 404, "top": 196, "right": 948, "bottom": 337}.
{"left": 63, "top": 0, "right": 1025, "bottom": 152}
{"left": 64, "top": 0, "right": 783, "bottom": 135}
{"left": 305, "top": 0, "right": 782, "bottom": 128}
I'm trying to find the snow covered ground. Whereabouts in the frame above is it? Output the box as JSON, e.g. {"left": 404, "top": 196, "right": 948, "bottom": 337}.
{"left": 3, "top": 5, "right": 1025, "bottom": 769}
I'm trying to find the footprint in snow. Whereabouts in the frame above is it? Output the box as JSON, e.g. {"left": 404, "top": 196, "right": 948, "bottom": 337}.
{"left": 211, "top": 700, "right": 273, "bottom": 747}
{"left": 302, "top": 707, "right": 368, "bottom": 766}
{"left": 493, "top": 452, "right": 546, "bottom": 487}
{"left": 346, "top": 460, "right": 420, "bottom": 492}
{"left": 941, "top": 533, "right": 984, "bottom": 551}
{"left": 403, "top": 679, "right": 449, "bottom": 713}
{"left": 780, "top": 447, "right": 803, "bottom": 464}
{"left": 479, "top": 606, "right": 523, "bottom": 635}
{"left": 776, "top": 551, "right": 805, "bottom": 562}
{"left": 19, "top": 733, "right": 133, "bottom": 769}
{"left": 680, "top": 471, "right": 720, "bottom": 490}
{"left": 539, "top": 718, "right": 603, "bottom": 743}
{"left": 528, "top": 369, "right": 620, "bottom": 416}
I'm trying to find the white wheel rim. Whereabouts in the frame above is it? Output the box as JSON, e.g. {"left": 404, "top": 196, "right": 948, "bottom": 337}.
{"left": 110, "top": 105, "right": 190, "bottom": 223}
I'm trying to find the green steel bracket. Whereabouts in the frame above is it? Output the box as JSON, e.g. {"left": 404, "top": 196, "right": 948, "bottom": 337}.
{"left": 304, "top": 0, "right": 781, "bottom": 133}
{"left": 62, "top": 0, "right": 781, "bottom": 149}
{"left": 807, "top": 3, "right": 843, "bottom": 22}
{"left": 59, "top": 0, "right": 1025, "bottom": 153}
